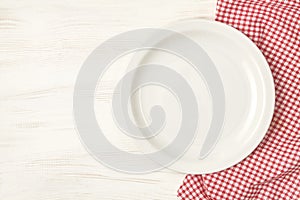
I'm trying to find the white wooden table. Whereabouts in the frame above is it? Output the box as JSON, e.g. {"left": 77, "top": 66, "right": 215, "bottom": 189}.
{"left": 0, "top": 1, "right": 217, "bottom": 199}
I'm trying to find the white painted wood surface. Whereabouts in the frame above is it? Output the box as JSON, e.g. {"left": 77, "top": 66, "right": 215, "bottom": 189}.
{"left": 0, "top": 1, "right": 217, "bottom": 199}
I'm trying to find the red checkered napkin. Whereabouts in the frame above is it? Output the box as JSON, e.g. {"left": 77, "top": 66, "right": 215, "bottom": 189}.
{"left": 178, "top": 0, "right": 300, "bottom": 199}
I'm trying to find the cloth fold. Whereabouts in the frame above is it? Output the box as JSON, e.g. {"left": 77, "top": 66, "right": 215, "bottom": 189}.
{"left": 178, "top": 0, "right": 300, "bottom": 199}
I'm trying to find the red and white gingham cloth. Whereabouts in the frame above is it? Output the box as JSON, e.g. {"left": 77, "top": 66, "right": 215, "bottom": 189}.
{"left": 178, "top": 0, "right": 300, "bottom": 199}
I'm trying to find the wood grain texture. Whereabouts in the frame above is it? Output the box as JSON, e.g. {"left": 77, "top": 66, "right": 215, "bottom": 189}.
{"left": 0, "top": 0, "right": 217, "bottom": 199}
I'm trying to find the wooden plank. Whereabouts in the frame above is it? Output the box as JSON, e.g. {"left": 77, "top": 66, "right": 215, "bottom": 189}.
{"left": 0, "top": 0, "right": 217, "bottom": 199}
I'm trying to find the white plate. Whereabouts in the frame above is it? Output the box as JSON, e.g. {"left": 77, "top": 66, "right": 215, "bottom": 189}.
{"left": 129, "top": 19, "right": 275, "bottom": 174}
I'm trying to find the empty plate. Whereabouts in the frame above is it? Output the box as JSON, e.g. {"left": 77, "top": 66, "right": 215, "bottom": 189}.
{"left": 128, "top": 19, "right": 275, "bottom": 174}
